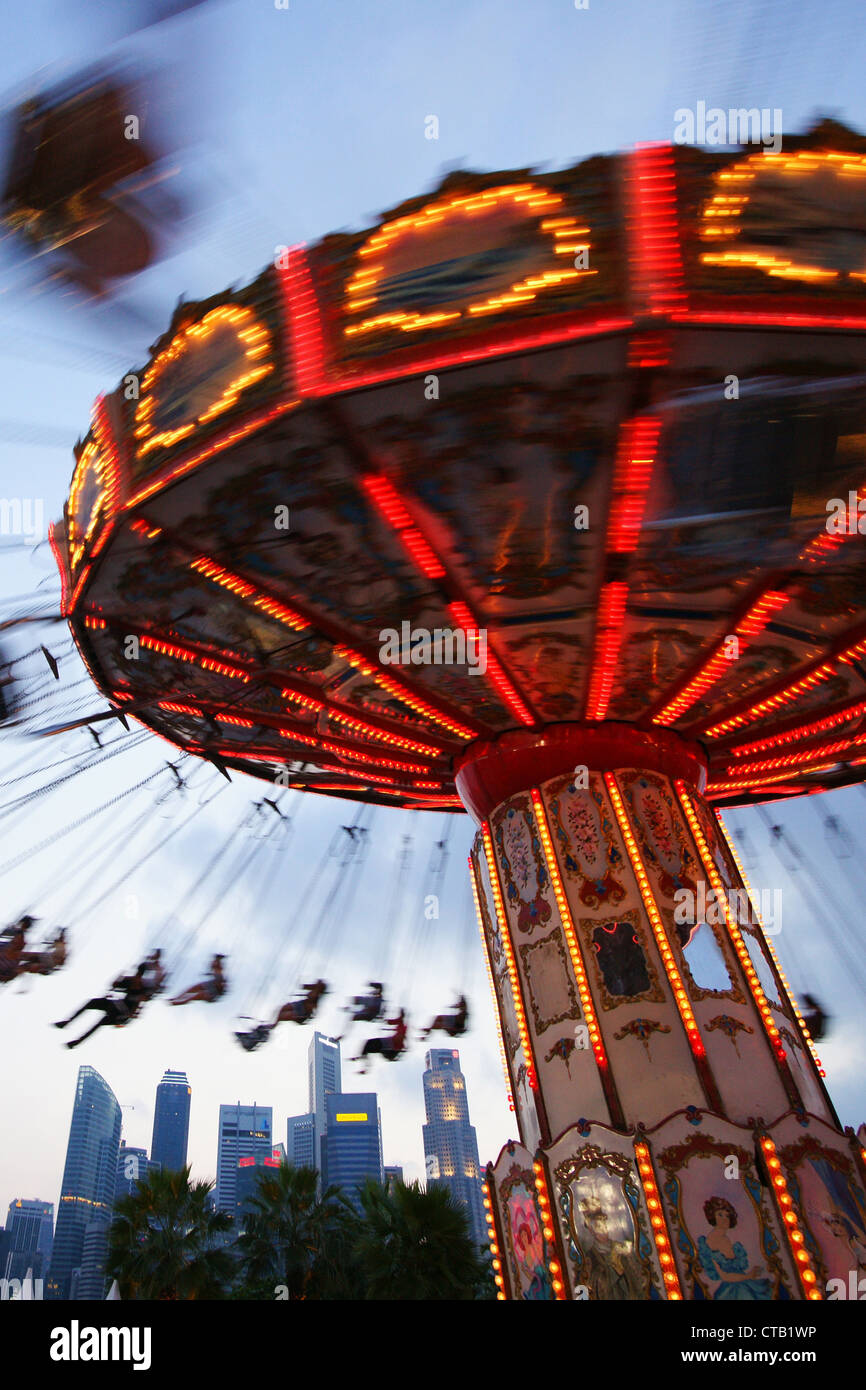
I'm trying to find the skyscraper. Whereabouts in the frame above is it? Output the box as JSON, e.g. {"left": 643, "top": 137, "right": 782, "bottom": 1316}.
{"left": 422, "top": 1049, "right": 486, "bottom": 1247}
{"left": 215, "top": 1103, "right": 273, "bottom": 1213}
{"left": 234, "top": 1152, "right": 282, "bottom": 1226}
{"left": 286, "top": 1112, "right": 315, "bottom": 1169}
{"left": 150, "top": 1069, "right": 191, "bottom": 1173}
{"left": 49, "top": 1066, "right": 122, "bottom": 1300}
{"left": 308, "top": 1032, "right": 341, "bottom": 1172}
{"left": 320, "top": 1093, "right": 383, "bottom": 1208}
{"left": 3, "top": 1199, "right": 54, "bottom": 1281}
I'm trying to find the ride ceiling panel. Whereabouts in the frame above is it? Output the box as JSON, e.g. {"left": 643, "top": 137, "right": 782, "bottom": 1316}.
{"left": 62, "top": 124, "right": 866, "bottom": 807}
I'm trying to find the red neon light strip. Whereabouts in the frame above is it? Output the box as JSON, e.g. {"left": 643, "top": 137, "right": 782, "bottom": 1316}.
{"left": 585, "top": 580, "right": 628, "bottom": 721}
{"left": 672, "top": 309, "right": 866, "bottom": 331}
{"left": 606, "top": 416, "right": 663, "bottom": 553}
{"left": 447, "top": 601, "right": 534, "bottom": 726}
{"left": 722, "top": 732, "right": 866, "bottom": 779}
{"left": 276, "top": 247, "right": 327, "bottom": 395}
{"left": 654, "top": 590, "right": 789, "bottom": 726}
{"left": 724, "top": 698, "right": 866, "bottom": 758}
{"left": 131, "top": 514, "right": 478, "bottom": 743}
{"left": 333, "top": 644, "right": 478, "bottom": 740}
{"left": 361, "top": 471, "right": 535, "bottom": 724}
{"left": 138, "top": 634, "right": 251, "bottom": 682}
{"left": 799, "top": 482, "right": 866, "bottom": 566}
{"left": 362, "top": 475, "right": 445, "bottom": 579}
{"left": 700, "top": 625, "right": 866, "bottom": 738}
{"left": 190, "top": 555, "right": 310, "bottom": 632}
{"left": 629, "top": 144, "right": 686, "bottom": 317}
{"left": 707, "top": 761, "right": 839, "bottom": 796}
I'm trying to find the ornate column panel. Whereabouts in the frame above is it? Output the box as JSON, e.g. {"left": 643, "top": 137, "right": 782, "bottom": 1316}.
{"left": 471, "top": 834, "right": 543, "bottom": 1152}
{"left": 614, "top": 770, "right": 792, "bottom": 1124}
{"left": 715, "top": 811, "right": 838, "bottom": 1126}
{"left": 768, "top": 1113, "right": 866, "bottom": 1300}
{"left": 474, "top": 795, "right": 612, "bottom": 1144}
{"left": 545, "top": 1120, "right": 676, "bottom": 1300}
{"left": 540, "top": 770, "right": 707, "bottom": 1127}
{"left": 487, "top": 1142, "right": 563, "bottom": 1301}
{"left": 649, "top": 1110, "right": 801, "bottom": 1301}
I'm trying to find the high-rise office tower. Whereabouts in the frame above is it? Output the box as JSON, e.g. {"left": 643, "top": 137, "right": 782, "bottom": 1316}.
{"left": 114, "top": 1142, "right": 160, "bottom": 1203}
{"left": 308, "top": 1032, "right": 341, "bottom": 1172}
{"left": 320, "top": 1093, "right": 383, "bottom": 1208}
{"left": 384, "top": 1165, "right": 404, "bottom": 1190}
{"left": 286, "top": 1112, "right": 315, "bottom": 1169}
{"left": 422, "top": 1049, "right": 486, "bottom": 1247}
{"left": 150, "top": 1069, "right": 191, "bottom": 1173}
{"left": 49, "top": 1066, "right": 121, "bottom": 1300}
{"left": 215, "top": 1103, "right": 273, "bottom": 1213}
{"left": 3, "top": 1199, "right": 54, "bottom": 1281}
{"left": 234, "top": 1152, "right": 283, "bottom": 1226}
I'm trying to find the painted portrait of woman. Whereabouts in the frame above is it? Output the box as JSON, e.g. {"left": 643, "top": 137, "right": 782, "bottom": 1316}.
{"left": 697, "top": 1196, "right": 773, "bottom": 1300}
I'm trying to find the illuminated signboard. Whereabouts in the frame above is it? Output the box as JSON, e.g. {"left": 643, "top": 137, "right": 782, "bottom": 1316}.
{"left": 342, "top": 183, "right": 596, "bottom": 345}
{"left": 134, "top": 304, "right": 274, "bottom": 458}
{"left": 67, "top": 438, "right": 113, "bottom": 571}
{"left": 699, "top": 149, "right": 866, "bottom": 286}
{"left": 335, "top": 1113, "right": 369, "bottom": 1122}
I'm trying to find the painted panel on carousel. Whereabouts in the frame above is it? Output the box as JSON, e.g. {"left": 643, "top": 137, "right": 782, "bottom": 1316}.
{"left": 490, "top": 793, "right": 614, "bottom": 1136}
{"left": 492, "top": 794, "right": 552, "bottom": 936}
{"left": 545, "top": 773, "right": 628, "bottom": 911}
{"left": 580, "top": 908, "right": 665, "bottom": 1010}
{"left": 674, "top": 125, "right": 866, "bottom": 300}
{"left": 122, "top": 276, "right": 285, "bottom": 485}
{"left": 621, "top": 772, "right": 744, "bottom": 1001}
{"left": 312, "top": 159, "right": 625, "bottom": 367}
{"left": 695, "top": 147, "right": 866, "bottom": 295}
{"left": 472, "top": 836, "right": 541, "bottom": 1153}
{"left": 518, "top": 927, "right": 580, "bottom": 1036}
{"left": 773, "top": 1120, "right": 866, "bottom": 1297}
{"left": 654, "top": 1119, "right": 795, "bottom": 1300}
{"left": 492, "top": 1144, "right": 558, "bottom": 1301}
{"left": 66, "top": 435, "right": 117, "bottom": 573}
{"left": 699, "top": 816, "right": 830, "bottom": 1120}
{"left": 548, "top": 1129, "right": 663, "bottom": 1300}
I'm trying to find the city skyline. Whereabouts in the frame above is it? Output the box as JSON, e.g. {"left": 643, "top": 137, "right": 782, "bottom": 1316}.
{"left": 3, "top": 1040, "right": 497, "bottom": 1273}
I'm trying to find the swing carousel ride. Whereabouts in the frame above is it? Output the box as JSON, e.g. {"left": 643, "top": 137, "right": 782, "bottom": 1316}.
{"left": 24, "top": 113, "right": 866, "bottom": 1299}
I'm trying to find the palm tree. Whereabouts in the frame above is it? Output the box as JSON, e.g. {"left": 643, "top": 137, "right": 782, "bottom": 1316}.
{"left": 353, "top": 1179, "right": 488, "bottom": 1300}
{"left": 108, "top": 1166, "right": 234, "bottom": 1300}
{"left": 234, "top": 1162, "right": 354, "bottom": 1299}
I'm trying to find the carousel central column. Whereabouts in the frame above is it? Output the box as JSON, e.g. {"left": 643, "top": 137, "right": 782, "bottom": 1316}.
{"left": 459, "top": 723, "right": 838, "bottom": 1301}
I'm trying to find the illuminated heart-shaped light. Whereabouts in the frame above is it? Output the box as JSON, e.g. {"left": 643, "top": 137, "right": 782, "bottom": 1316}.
{"left": 700, "top": 149, "right": 866, "bottom": 284}
{"left": 68, "top": 438, "right": 113, "bottom": 570}
{"left": 343, "top": 183, "right": 596, "bottom": 339}
{"left": 135, "top": 304, "right": 274, "bottom": 457}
